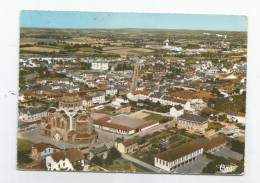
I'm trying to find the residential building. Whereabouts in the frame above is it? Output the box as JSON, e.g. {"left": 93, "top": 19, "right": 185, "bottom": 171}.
{"left": 170, "top": 105, "right": 184, "bottom": 119}
{"left": 88, "top": 145, "right": 109, "bottom": 160}
{"left": 116, "top": 137, "right": 140, "bottom": 154}
{"left": 91, "top": 62, "right": 109, "bottom": 71}
{"left": 19, "top": 107, "right": 47, "bottom": 122}
{"left": 127, "top": 90, "right": 151, "bottom": 101}
{"left": 177, "top": 114, "right": 208, "bottom": 132}
{"left": 31, "top": 142, "right": 60, "bottom": 161}
{"left": 45, "top": 148, "right": 84, "bottom": 171}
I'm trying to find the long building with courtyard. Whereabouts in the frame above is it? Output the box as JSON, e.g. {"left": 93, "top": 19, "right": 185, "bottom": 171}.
{"left": 155, "top": 141, "right": 203, "bottom": 172}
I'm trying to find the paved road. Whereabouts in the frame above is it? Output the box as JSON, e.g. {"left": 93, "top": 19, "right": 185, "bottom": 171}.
{"left": 121, "top": 154, "right": 166, "bottom": 173}
{"left": 20, "top": 124, "right": 121, "bottom": 149}
{"left": 213, "top": 146, "right": 244, "bottom": 161}
{"left": 174, "top": 155, "right": 210, "bottom": 174}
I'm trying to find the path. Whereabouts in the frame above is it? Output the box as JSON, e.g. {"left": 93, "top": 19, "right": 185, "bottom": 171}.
{"left": 121, "top": 154, "right": 166, "bottom": 173}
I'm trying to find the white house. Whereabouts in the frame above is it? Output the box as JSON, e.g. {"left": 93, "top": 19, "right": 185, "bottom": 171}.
{"left": 90, "top": 91, "right": 106, "bottom": 104}
{"left": 106, "top": 88, "right": 118, "bottom": 96}
{"left": 45, "top": 148, "right": 85, "bottom": 171}
{"left": 46, "top": 151, "right": 74, "bottom": 171}
{"left": 170, "top": 106, "right": 184, "bottom": 119}
{"left": 127, "top": 90, "right": 151, "bottom": 101}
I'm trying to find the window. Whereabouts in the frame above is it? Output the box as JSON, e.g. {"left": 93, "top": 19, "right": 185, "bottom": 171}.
{"left": 58, "top": 164, "right": 60, "bottom": 168}
{"left": 63, "top": 163, "right": 65, "bottom": 167}
{"left": 166, "top": 162, "right": 168, "bottom": 166}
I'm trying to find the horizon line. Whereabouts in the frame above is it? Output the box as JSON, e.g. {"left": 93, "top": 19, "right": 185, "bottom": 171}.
{"left": 20, "top": 27, "right": 247, "bottom": 32}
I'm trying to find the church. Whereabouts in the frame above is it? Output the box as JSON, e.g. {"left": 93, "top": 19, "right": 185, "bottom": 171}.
{"left": 40, "top": 93, "right": 98, "bottom": 144}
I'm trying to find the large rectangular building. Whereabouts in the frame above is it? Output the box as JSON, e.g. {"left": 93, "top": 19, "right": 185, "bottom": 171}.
{"left": 177, "top": 113, "right": 208, "bottom": 132}
{"left": 91, "top": 62, "right": 109, "bottom": 71}
{"left": 155, "top": 141, "right": 203, "bottom": 172}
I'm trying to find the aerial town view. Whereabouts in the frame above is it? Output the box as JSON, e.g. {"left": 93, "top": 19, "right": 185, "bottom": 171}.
{"left": 17, "top": 11, "right": 247, "bottom": 175}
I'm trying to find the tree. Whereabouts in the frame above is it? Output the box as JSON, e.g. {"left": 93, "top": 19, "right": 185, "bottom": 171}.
{"left": 73, "top": 161, "right": 82, "bottom": 171}
{"left": 108, "top": 147, "right": 121, "bottom": 160}
{"left": 90, "top": 156, "right": 103, "bottom": 166}
{"left": 105, "top": 147, "right": 121, "bottom": 166}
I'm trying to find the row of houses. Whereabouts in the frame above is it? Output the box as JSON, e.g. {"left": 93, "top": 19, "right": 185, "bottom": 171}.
{"left": 127, "top": 90, "right": 209, "bottom": 113}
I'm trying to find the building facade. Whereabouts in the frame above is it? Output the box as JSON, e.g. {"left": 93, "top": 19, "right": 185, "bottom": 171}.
{"left": 155, "top": 141, "right": 203, "bottom": 172}
{"left": 91, "top": 62, "right": 109, "bottom": 71}
{"left": 177, "top": 114, "right": 208, "bottom": 132}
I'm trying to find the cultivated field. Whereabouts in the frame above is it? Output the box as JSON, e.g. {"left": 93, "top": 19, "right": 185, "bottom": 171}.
{"left": 102, "top": 47, "right": 154, "bottom": 57}
{"left": 20, "top": 46, "right": 61, "bottom": 52}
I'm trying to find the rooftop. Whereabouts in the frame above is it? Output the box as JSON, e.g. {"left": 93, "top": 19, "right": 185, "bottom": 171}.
{"left": 156, "top": 141, "right": 202, "bottom": 162}
{"left": 179, "top": 114, "right": 207, "bottom": 123}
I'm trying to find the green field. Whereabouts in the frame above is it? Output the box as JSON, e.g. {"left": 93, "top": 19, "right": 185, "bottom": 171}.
{"left": 17, "top": 138, "right": 34, "bottom": 168}
{"left": 17, "top": 138, "right": 34, "bottom": 152}
{"left": 164, "top": 56, "right": 184, "bottom": 62}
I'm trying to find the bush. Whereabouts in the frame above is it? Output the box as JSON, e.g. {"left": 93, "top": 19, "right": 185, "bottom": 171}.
{"left": 231, "top": 140, "right": 245, "bottom": 154}
{"left": 17, "top": 151, "right": 33, "bottom": 165}
{"left": 90, "top": 156, "right": 103, "bottom": 166}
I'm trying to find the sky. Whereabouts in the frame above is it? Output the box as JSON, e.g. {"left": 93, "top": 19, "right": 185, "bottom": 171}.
{"left": 20, "top": 11, "right": 247, "bottom": 32}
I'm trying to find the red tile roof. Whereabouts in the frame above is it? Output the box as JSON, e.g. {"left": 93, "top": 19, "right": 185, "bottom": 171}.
{"left": 33, "top": 142, "right": 59, "bottom": 152}
{"left": 51, "top": 151, "right": 66, "bottom": 161}
{"left": 131, "top": 90, "right": 151, "bottom": 96}
{"left": 156, "top": 141, "right": 202, "bottom": 162}
{"left": 66, "top": 148, "right": 84, "bottom": 163}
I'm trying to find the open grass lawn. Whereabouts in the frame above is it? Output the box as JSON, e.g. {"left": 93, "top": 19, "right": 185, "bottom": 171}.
{"left": 17, "top": 138, "right": 34, "bottom": 168}
{"left": 144, "top": 112, "right": 167, "bottom": 122}
{"left": 131, "top": 151, "right": 158, "bottom": 166}
{"left": 17, "top": 138, "right": 34, "bottom": 152}
{"left": 79, "top": 47, "right": 99, "bottom": 52}
{"left": 102, "top": 159, "right": 152, "bottom": 173}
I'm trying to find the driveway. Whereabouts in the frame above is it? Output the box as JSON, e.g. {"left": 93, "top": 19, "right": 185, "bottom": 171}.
{"left": 212, "top": 146, "right": 244, "bottom": 161}
{"left": 174, "top": 155, "right": 210, "bottom": 174}
{"left": 121, "top": 154, "right": 166, "bottom": 173}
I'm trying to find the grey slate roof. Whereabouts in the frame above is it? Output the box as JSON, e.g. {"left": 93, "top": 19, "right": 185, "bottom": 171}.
{"left": 91, "top": 145, "right": 108, "bottom": 155}
{"left": 115, "top": 137, "right": 124, "bottom": 143}
{"left": 162, "top": 96, "right": 173, "bottom": 101}
{"left": 179, "top": 114, "right": 207, "bottom": 123}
